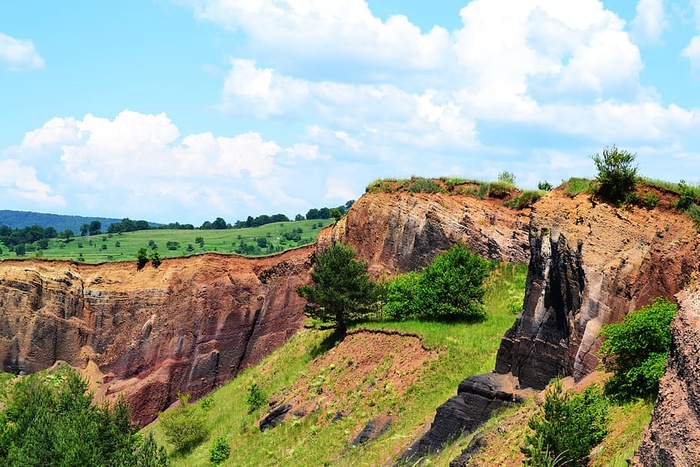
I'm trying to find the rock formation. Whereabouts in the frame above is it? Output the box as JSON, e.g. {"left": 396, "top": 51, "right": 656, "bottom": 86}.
{"left": 495, "top": 190, "right": 699, "bottom": 389}
{"left": 321, "top": 191, "right": 530, "bottom": 277}
{"left": 0, "top": 250, "right": 312, "bottom": 425}
{"left": 637, "top": 283, "right": 700, "bottom": 465}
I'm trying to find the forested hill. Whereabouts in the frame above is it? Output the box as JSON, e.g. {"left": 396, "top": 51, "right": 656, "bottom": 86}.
{"left": 0, "top": 210, "right": 124, "bottom": 233}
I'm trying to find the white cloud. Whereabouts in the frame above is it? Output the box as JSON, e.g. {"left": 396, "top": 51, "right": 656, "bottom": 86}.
{"left": 682, "top": 35, "right": 700, "bottom": 69}
{"left": 0, "top": 159, "right": 64, "bottom": 206}
{"left": 631, "top": 0, "right": 668, "bottom": 44}
{"left": 186, "top": 0, "right": 451, "bottom": 77}
{"left": 0, "top": 33, "right": 45, "bottom": 71}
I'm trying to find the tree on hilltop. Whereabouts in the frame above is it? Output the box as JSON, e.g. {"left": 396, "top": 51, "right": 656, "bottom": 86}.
{"left": 592, "top": 145, "right": 637, "bottom": 203}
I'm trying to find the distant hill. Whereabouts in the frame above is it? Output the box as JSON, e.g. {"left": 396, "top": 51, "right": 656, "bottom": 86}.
{"left": 0, "top": 210, "right": 128, "bottom": 233}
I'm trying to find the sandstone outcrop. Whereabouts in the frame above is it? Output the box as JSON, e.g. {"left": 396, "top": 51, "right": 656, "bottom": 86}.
{"left": 637, "top": 282, "right": 700, "bottom": 466}
{"left": 321, "top": 191, "right": 530, "bottom": 277}
{"left": 0, "top": 250, "right": 312, "bottom": 425}
{"left": 495, "top": 190, "right": 700, "bottom": 389}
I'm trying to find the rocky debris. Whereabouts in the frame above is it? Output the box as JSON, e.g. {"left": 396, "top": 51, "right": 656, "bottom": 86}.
{"left": 320, "top": 192, "right": 530, "bottom": 277}
{"left": 401, "top": 373, "right": 532, "bottom": 461}
{"left": 449, "top": 435, "right": 486, "bottom": 467}
{"left": 495, "top": 191, "right": 700, "bottom": 390}
{"left": 636, "top": 284, "right": 700, "bottom": 466}
{"left": 350, "top": 414, "right": 393, "bottom": 446}
{"left": 0, "top": 249, "right": 313, "bottom": 426}
{"left": 259, "top": 403, "right": 292, "bottom": 432}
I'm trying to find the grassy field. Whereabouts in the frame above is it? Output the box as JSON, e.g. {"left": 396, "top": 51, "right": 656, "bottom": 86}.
{"left": 144, "top": 263, "right": 528, "bottom": 466}
{"left": 0, "top": 219, "right": 335, "bottom": 264}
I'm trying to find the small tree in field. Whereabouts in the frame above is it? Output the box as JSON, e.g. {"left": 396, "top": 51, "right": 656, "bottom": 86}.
{"left": 136, "top": 248, "right": 149, "bottom": 270}
{"left": 592, "top": 145, "right": 637, "bottom": 203}
{"left": 297, "top": 243, "right": 379, "bottom": 334}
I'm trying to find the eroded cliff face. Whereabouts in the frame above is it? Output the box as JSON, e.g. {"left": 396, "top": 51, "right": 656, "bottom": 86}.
{"left": 637, "top": 282, "right": 700, "bottom": 466}
{"left": 0, "top": 250, "right": 312, "bottom": 425}
{"left": 496, "top": 190, "right": 700, "bottom": 389}
{"left": 321, "top": 191, "right": 530, "bottom": 276}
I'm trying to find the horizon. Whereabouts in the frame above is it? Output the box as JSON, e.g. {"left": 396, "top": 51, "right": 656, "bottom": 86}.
{"left": 2, "top": 1, "right": 700, "bottom": 225}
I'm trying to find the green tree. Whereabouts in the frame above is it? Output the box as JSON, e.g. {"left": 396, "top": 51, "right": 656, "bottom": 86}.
{"left": 211, "top": 217, "right": 227, "bottom": 229}
{"left": 498, "top": 170, "right": 516, "bottom": 184}
{"left": 136, "top": 248, "right": 149, "bottom": 270}
{"left": 592, "top": 145, "right": 638, "bottom": 203}
{"left": 150, "top": 250, "right": 162, "bottom": 269}
{"left": 598, "top": 297, "right": 677, "bottom": 400}
{"left": 89, "top": 220, "right": 102, "bottom": 236}
{"left": 0, "top": 367, "right": 168, "bottom": 466}
{"left": 415, "top": 243, "right": 491, "bottom": 321}
{"left": 296, "top": 242, "right": 380, "bottom": 334}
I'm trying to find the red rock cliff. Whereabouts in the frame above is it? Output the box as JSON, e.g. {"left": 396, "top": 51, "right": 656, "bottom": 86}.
{"left": 0, "top": 250, "right": 312, "bottom": 425}
{"left": 495, "top": 189, "right": 700, "bottom": 389}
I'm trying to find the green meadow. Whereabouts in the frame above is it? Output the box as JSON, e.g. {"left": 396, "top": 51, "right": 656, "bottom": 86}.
{"left": 0, "top": 219, "right": 335, "bottom": 264}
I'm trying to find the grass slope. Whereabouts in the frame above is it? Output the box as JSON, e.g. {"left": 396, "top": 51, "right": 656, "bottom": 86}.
{"left": 145, "top": 263, "right": 528, "bottom": 466}
{"left": 0, "top": 219, "right": 334, "bottom": 263}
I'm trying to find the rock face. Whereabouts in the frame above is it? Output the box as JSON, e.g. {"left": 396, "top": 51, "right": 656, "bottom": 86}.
{"left": 402, "top": 373, "right": 532, "bottom": 461}
{"left": 321, "top": 192, "right": 530, "bottom": 276}
{"left": 637, "top": 284, "right": 700, "bottom": 466}
{"left": 495, "top": 191, "right": 700, "bottom": 389}
{"left": 0, "top": 250, "right": 312, "bottom": 425}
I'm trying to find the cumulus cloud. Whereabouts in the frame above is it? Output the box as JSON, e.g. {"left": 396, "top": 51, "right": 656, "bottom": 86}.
{"left": 186, "top": 0, "right": 451, "bottom": 78}
{"left": 683, "top": 35, "right": 700, "bottom": 69}
{"left": 9, "top": 110, "right": 350, "bottom": 221}
{"left": 631, "top": 0, "right": 668, "bottom": 44}
{"left": 0, "top": 159, "right": 64, "bottom": 206}
{"left": 0, "top": 33, "right": 45, "bottom": 71}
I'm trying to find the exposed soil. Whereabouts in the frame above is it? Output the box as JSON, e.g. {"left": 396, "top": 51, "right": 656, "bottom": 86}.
{"left": 263, "top": 329, "right": 438, "bottom": 430}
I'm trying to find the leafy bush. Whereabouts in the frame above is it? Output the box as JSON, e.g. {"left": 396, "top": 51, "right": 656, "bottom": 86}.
{"left": 136, "top": 248, "right": 149, "bottom": 270}
{"left": 416, "top": 244, "right": 491, "bottom": 321}
{"left": 522, "top": 380, "right": 609, "bottom": 467}
{"left": 158, "top": 393, "right": 208, "bottom": 452}
{"left": 675, "top": 179, "right": 700, "bottom": 210}
{"left": 209, "top": 436, "right": 230, "bottom": 465}
{"left": 246, "top": 383, "right": 267, "bottom": 414}
{"left": 598, "top": 297, "right": 677, "bottom": 400}
{"left": 641, "top": 191, "right": 660, "bottom": 208}
{"left": 538, "top": 181, "right": 553, "bottom": 191}
{"left": 498, "top": 171, "right": 516, "bottom": 184}
{"left": 592, "top": 145, "right": 638, "bottom": 203}
{"left": 381, "top": 271, "right": 421, "bottom": 320}
{"left": 150, "top": 250, "right": 162, "bottom": 269}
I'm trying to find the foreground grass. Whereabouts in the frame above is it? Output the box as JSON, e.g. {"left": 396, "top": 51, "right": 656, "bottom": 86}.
{"left": 0, "top": 219, "right": 334, "bottom": 264}
{"left": 145, "top": 263, "right": 528, "bottom": 466}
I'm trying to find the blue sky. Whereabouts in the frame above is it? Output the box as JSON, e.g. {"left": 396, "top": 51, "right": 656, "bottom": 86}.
{"left": 2, "top": 0, "right": 700, "bottom": 225}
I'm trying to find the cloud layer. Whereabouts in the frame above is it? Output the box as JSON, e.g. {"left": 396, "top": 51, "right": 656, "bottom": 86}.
{"left": 0, "top": 33, "right": 44, "bottom": 71}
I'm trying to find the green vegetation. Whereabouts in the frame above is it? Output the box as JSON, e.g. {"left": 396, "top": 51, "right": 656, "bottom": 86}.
{"left": 209, "top": 437, "right": 230, "bottom": 465}
{"left": 0, "top": 366, "right": 168, "bottom": 466}
{"left": 522, "top": 379, "right": 609, "bottom": 467}
{"left": 592, "top": 145, "right": 638, "bottom": 203}
{"left": 0, "top": 219, "right": 335, "bottom": 263}
{"left": 598, "top": 297, "right": 677, "bottom": 401}
{"left": 147, "top": 262, "right": 528, "bottom": 466}
{"left": 505, "top": 189, "right": 545, "bottom": 210}
{"left": 382, "top": 243, "right": 492, "bottom": 321}
{"left": 563, "top": 177, "right": 594, "bottom": 197}
{"left": 246, "top": 383, "right": 267, "bottom": 414}
{"left": 158, "top": 393, "right": 208, "bottom": 453}
{"left": 297, "top": 243, "right": 381, "bottom": 334}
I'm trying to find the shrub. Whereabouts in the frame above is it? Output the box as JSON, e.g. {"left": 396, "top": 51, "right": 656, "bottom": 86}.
{"left": 382, "top": 271, "right": 422, "bottom": 320}
{"left": 538, "top": 181, "right": 553, "bottom": 191}
{"left": 522, "top": 380, "right": 609, "bottom": 467}
{"left": 675, "top": 179, "right": 700, "bottom": 210}
{"left": 487, "top": 181, "right": 514, "bottom": 198}
{"left": 209, "top": 436, "right": 230, "bottom": 465}
{"left": 598, "top": 297, "right": 677, "bottom": 400}
{"left": 641, "top": 191, "right": 660, "bottom": 208}
{"left": 158, "top": 393, "right": 208, "bottom": 452}
{"left": 166, "top": 241, "right": 179, "bottom": 251}
{"left": 414, "top": 244, "right": 491, "bottom": 321}
{"left": 136, "top": 248, "right": 149, "bottom": 270}
{"left": 407, "top": 177, "right": 444, "bottom": 194}
{"left": 498, "top": 171, "right": 516, "bottom": 184}
{"left": 592, "top": 145, "right": 637, "bottom": 203}
{"left": 246, "top": 383, "right": 267, "bottom": 414}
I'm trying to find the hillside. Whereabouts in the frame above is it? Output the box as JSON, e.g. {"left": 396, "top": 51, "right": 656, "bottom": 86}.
{"left": 0, "top": 209, "right": 125, "bottom": 232}
{"left": 1, "top": 177, "right": 700, "bottom": 465}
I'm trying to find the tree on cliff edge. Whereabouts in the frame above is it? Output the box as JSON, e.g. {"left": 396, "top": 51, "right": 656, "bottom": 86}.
{"left": 592, "top": 145, "right": 637, "bottom": 203}
{"left": 297, "top": 242, "right": 380, "bottom": 334}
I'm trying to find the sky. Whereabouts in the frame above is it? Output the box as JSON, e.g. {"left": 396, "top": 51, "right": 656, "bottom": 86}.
{"left": 2, "top": 0, "right": 700, "bottom": 225}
